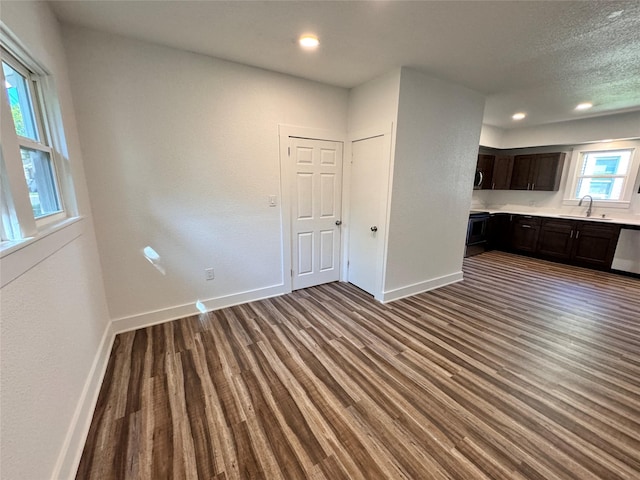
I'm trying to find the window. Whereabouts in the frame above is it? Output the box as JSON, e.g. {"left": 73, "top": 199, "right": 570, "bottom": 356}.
{"left": 574, "top": 150, "right": 632, "bottom": 201}
{"left": 565, "top": 144, "right": 639, "bottom": 208}
{"left": 2, "top": 50, "right": 62, "bottom": 221}
{"left": 1, "top": 42, "right": 73, "bottom": 249}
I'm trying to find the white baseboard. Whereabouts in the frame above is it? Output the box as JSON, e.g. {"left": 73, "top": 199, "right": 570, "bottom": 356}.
{"left": 380, "top": 271, "right": 463, "bottom": 303}
{"left": 52, "top": 321, "right": 115, "bottom": 480}
{"left": 112, "top": 283, "right": 288, "bottom": 334}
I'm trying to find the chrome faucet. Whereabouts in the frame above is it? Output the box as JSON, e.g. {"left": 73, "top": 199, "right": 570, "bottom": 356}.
{"left": 579, "top": 195, "right": 593, "bottom": 217}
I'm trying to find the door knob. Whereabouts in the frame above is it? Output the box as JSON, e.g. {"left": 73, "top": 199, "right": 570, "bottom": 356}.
{"left": 370, "top": 226, "right": 378, "bottom": 232}
{"left": 335, "top": 220, "right": 342, "bottom": 226}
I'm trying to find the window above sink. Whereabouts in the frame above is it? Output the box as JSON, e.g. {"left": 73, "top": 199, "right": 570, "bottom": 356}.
{"left": 563, "top": 142, "right": 639, "bottom": 209}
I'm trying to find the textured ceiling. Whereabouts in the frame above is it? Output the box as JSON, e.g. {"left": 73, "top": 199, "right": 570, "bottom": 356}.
{"left": 47, "top": 0, "right": 640, "bottom": 129}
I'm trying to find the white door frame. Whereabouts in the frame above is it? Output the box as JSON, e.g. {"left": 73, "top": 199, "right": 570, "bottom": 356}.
{"left": 278, "top": 125, "right": 346, "bottom": 293}
{"left": 344, "top": 123, "right": 395, "bottom": 301}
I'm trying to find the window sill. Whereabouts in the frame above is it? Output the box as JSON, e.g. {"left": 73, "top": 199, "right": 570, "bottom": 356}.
{"left": 562, "top": 199, "right": 631, "bottom": 209}
{"left": 0, "top": 216, "right": 84, "bottom": 287}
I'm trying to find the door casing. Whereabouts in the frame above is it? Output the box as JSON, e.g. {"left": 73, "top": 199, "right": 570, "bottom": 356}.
{"left": 278, "top": 125, "right": 346, "bottom": 293}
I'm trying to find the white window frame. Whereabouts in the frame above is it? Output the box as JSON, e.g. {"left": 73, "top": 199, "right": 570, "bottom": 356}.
{"left": 2, "top": 47, "right": 66, "bottom": 228}
{"left": 1, "top": 29, "right": 78, "bottom": 255}
{"left": 563, "top": 140, "right": 640, "bottom": 209}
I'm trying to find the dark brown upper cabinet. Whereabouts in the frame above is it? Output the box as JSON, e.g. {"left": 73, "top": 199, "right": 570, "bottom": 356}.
{"left": 510, "top": 153, "right": 565, "bottom": 191}
{"left": 475, "top": 154, "right": 495, "bottom": 190}
{"left": 491, "top": 155, "right": 514, "bottom": 190}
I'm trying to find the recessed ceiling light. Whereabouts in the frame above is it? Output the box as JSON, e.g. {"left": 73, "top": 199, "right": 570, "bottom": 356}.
{"left": 575, "top": 102, "right": 593, "bottom": 111}
{"left": 512, "top": 112, "right": 526, "bottom": 120}
{"left": 299, "top": 34, "right": 319, "bottom": 49}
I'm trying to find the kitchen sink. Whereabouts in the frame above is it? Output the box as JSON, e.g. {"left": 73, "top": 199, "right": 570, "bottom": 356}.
{"left": 559, "top": 215, "right": 613, "bottom": 221}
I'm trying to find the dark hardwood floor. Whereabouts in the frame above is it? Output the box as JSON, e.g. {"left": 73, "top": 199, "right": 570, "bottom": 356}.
{"left": 77, "top": 251, "right": 640, "bottom": 479}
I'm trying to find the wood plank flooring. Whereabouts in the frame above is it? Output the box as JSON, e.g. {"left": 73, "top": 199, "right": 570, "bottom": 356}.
{"left": 76, "top": 251, "right": 640, "bottom": 479}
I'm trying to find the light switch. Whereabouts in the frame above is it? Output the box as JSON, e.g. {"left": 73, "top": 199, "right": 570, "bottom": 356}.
{"left": 268, "top": 195, "right": 277, "bottom": 207}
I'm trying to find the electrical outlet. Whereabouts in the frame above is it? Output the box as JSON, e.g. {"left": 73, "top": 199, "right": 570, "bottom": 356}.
{"left": 205, "top": 268, "right": 215, "bottom": 281}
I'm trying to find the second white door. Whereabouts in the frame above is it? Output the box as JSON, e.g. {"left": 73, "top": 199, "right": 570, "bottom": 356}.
{"left": 290, "top": 138, "right": 343, "bottom": 290}
{"left": 348, "top": 135, "right": 386, "bottom": 296}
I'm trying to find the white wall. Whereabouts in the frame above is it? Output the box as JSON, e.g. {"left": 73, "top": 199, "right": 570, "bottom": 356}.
{"left": 0, "top": 3, "right": 111, "bottom": 479}
{"left": 500, "top": 111, "right": 640, "bottom": 149}
{"left": 481, "top": 111, "right": 640, "bottom": 150}
{"left": 345, "top": 69, "right": 400, "bottom": 297}
{"left": 384, "top": 67, "right": 485, "bottom": 298}
{"left": 347, "top": 69, "right": 401, "bottom": 133}
{"left": 479, "top": 123, "right": 504, "bottom": 149}
{"left": 62, "top": 26, "right": 349, "bottom": 326}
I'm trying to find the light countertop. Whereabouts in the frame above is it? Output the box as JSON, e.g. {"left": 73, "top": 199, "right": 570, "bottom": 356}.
{"left": 477, "top": 209, "right": 640, "bottom": 228}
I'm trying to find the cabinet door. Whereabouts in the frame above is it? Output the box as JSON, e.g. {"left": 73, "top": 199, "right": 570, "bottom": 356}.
{"left": 491, "top": 156, "right": 513, "bottom": 190}
{"left": 531, "top": 153, "right": 565, "bottom": 191}
{"left": 487, "top": 213, "right": 511, "bottom": 250}
{"left": 510, "top": 216, "right": 540, "bottom": 253}
{"left": 510, "top": 155, "right": 533, "bottom": 190}
{"left": 572, "top": 223, "right": 621, "bottom": 269}
{"left": 476, "top": 154, "right": 495, "bottom": 190}
{"left": 537, "top": 218, "right": 575, "bottom": 260}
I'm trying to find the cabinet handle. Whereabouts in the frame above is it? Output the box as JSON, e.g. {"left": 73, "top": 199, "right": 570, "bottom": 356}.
{"left": 492, "top": 182, "right": 495, "bottom": 189}
{"left": 576, "top": 231, "right": 580, "bottom": 239}
{"left": 532, "top": 183, "right": 535, "bottom": 190}
{"left": 527, "top": 183, "right": 530, "bottom": 190}
{"left": 570, "top": 230, "right": 574, "bottom": 238}
{"left": 522, "top": 225, "right": 532, "bottom": 229}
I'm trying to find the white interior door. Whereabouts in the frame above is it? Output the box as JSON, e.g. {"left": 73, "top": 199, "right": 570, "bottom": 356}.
{"left": 291, "top": 138, "right": 343, "bottom": 290}
{"left": 348, "top": 135, "right": 385, "bottom": 295}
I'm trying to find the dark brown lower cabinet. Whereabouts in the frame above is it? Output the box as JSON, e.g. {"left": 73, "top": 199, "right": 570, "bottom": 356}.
{"left": 537, "top": 218, "right": 575, "bottom": 260}
{"left": 487, "top": 213, "right": 511, "bottom": 250}
{"left": 490, "top": 214, "right": 623, "bottom": 271}
{"left": 510, "top": 216, "right": 540, "bottom": 253}
{"left": 572, "top": 222, "right": 621, "bottom": 269}
{"left": 529, "top": 217, "right": 621, "bottom": 270}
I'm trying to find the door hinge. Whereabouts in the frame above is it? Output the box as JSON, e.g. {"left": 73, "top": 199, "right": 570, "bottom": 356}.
{"left": 288, "top": 146, "right": 291, "bottom": 156}
{"left": 291, "top": 269, "right": 294, "bottom": 277}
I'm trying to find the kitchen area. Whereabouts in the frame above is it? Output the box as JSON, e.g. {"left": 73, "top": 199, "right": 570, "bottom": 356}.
{"left": 466, "top": 140, "right": 640, "bottom": 276}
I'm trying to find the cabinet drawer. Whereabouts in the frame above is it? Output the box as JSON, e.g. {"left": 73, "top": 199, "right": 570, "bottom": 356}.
{"left": 512, "top": 215, "right": 541, "bottom": 227}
